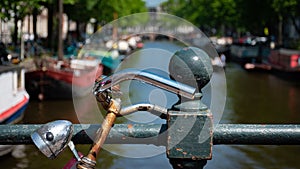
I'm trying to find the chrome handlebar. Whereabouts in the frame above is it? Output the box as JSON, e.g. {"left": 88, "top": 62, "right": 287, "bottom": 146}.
{"left": 93, "top": 68, "right": 196, "bottom": 100}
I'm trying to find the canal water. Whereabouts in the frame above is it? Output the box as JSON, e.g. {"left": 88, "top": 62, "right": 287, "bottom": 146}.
{"left": 3, "top": 41, "right": 300, "bottom": 169}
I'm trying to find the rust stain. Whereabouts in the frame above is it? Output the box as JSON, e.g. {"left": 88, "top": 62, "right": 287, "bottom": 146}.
{"left": 176, "top": 148, "right": 183, "bottom": 151}
{"left": 127, "top": 124, "right": 133, "bottom": 129}
{"left": 108, "top": 100, "right": 121, "bottom": 113}
{"left": 127, "top": 124, "right": 133, "bottom": 135}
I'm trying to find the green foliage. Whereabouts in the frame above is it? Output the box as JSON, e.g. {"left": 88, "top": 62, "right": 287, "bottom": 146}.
{"left": 272, "top": 0, "right": 299, "bottom": 15}
{"left": 0, "top": 0, "right": 41, "bottom": 22}
{"left": 64, "top": 0, "right": 93, "bottom": 22}
{"left": 0, "top": 0, "right": 79, "bottom": 22}
{"left": 235, "top": 0, "right": 276, "bottom": 34}
{"left": 162, "top": 0, "right": 300, "bottom": 36}
{"left": 64, "top": 0, "right": 147, "bottom": 25}
{"left": 162, "top": 0, "right": 238, "bottom": 35}
{"left": 94, "top": 0, "right": 148, "bottom": 23}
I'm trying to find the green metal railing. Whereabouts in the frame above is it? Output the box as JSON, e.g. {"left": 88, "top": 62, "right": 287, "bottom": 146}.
{"left": 1, "top": 124, "right": 300, "bottom": 145}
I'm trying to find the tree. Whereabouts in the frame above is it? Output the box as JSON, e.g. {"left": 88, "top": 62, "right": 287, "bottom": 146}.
{"left": 161, "top": 0, "right": 238, "bottom": 36}
{"left": 272, "top": 0, "right": 300, "bottom": 45}
{"left": 0, "top": 0, "right": 42, "bottom": 44}
{"left": 39, "top": 0, "right": 76, "bottom": 52}
{"left": 64, "top": 0, "right": 94, "bottom": 41}
{"left": 65, "top": 0, "right": 147, "bottom": 40}
{"left": 88, "top": 0, "right": 147, "bottom": 25}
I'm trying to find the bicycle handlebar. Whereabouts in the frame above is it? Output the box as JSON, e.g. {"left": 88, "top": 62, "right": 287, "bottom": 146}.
{"left": 93, "top": 69, "right": 196, "bottom": 99}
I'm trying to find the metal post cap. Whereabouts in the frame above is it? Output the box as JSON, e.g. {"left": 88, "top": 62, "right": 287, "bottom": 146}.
{"left": 169, "top": 47, "right": 213, "bottom": 90}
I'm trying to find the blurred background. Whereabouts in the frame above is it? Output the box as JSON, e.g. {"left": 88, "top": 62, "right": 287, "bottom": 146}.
{"left": 0, "top": 0, "right": 300, "bottom": 169}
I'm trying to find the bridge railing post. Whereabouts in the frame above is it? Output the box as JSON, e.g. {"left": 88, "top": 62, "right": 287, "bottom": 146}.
{"left": 167, "top": 98, "right": 213, "bottom": 169}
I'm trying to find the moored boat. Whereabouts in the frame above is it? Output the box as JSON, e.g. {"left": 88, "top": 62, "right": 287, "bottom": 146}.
{"left": 230, "top": 44, "right": 270, "bottom": 65}
{"left": 244, "top": 48, "right": 300, "bottom": 80}
{"left": 25, "top": 58, "right": 103, "bottom": 100}
{"left": 268, "top": 48, "right": 300, "bottom": 70}
{"left": 268, "top": 48, "right": 300, "bottom": 79}
{"left": 0, "top": 65, "right": 29, "bottom": 156}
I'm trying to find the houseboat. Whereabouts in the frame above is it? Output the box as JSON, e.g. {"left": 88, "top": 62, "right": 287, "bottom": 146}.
{"left": 25, "top": 58, "right": 103, "bottom": 100}
{"left": 0, "top": 65, "right": 29, "bottom": 156}
{"left": 230, "top": 44, "right": 270, "bottom": 65}
{"left": 268, "top": 48, "right": 300, "bottom": 79}
{"left": 244, "top": 48, "right": 300, "bottom": 80}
